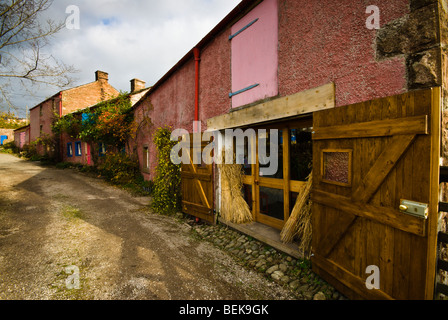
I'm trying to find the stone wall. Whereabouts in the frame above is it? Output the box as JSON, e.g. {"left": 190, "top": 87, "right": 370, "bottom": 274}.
{"left": 376, "top": 0, "right": 442, "bottom": 90}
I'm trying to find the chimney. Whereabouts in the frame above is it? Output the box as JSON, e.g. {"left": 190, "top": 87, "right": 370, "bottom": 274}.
{"left": 130, "top": 78, "right": 146, "bottom": 93}
{"left": 95, "top": 70, "right": 109, "bottom": 82}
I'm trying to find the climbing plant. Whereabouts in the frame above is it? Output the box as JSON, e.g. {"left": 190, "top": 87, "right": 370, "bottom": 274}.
{"left": 51, "top": 93, "right": 144, "bottom": 186}
{"left": 51, "top": 113, "right": 81, "bottom": 139}
{"left": 54, "top": 93, "right": 136, "bottom": 148}
{"left": 151, "top": 126, "right": 181, "bottom": 214}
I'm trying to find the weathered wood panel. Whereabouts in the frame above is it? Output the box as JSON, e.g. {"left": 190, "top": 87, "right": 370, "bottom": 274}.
{"left": 181, "top": 138, "right": 215, "bottom": 224}
{"left": 206, "top": 83, "right": 335, "bottom": 131}
{"left": 311, "top": 88, "right": 441, "bottom": 300}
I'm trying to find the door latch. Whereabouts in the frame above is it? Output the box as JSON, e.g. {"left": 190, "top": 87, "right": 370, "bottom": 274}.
{"left": 399, "top": 200, "right": 428, "bottom": 219}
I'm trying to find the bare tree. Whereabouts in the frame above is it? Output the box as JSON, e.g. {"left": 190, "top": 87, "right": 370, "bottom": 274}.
{"left": 0, "top": 0, "right": 77, "bottom": 112}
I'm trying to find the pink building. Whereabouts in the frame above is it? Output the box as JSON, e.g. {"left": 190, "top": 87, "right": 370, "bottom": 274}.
{"left": 131, "top": 0, "right": 448, "bottom": 300}
{"left": 13, "top": 125, "right": 30, "bottom": 150}
{"left": 60, "top": 79, "right": 149, "bottom": 166}
{"left": 133, "top": 0, "right": 438, "bottom": 181}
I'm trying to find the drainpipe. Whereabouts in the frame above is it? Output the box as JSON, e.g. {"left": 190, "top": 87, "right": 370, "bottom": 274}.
{"left": 193, "top": 47, "right": 200, "bottom": 133}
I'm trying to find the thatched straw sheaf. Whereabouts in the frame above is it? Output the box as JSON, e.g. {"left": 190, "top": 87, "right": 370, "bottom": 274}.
{"left": 218, "top": 151, "right": 253, "bottom": 225}
{"left": 280, "top": 172, "right": 313, "bottom": 256}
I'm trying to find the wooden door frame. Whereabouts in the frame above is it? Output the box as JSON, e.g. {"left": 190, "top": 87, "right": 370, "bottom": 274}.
{"left": 241, "top": 117, "right": 312, "bottom": 230}
{"left": 427, "top": 87, "right": 441, "bottom": 299}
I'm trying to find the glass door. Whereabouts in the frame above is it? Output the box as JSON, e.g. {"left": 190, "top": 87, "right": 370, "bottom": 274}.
{"left": 242, "top": 117, "right": 313, "bottom": 230}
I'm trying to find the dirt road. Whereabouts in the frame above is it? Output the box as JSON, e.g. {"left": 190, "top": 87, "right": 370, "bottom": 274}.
{"left": 0, "top": 153, "right": 296, "bottom": 300}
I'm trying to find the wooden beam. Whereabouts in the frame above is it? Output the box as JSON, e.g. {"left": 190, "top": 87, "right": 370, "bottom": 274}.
{"left": 312, "top": 190, "right": 426, "bottom": 237}
{"left": 207, "top": 83, "right": 335, "bottom": 131}
{"left": 426, "top": 86, "right": 442, "bottom": 300}
{"left": 352, "top": 134, "right": 416, "bottom": 203}
{"left": 283, "top": 129, "right": 291, "bottom": 221}
{"left": 181, "top": 172, "right": 212, "bottom": 182}
{"left": 312, "top": 115, "right": 428, "bottom": 140}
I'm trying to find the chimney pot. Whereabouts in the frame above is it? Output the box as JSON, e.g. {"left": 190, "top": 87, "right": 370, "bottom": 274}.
{"left": 130, "top": 78, "right": 146, "bottom": 93}
{"left": 95, "top": 70, "right": 109, "bottom": 82}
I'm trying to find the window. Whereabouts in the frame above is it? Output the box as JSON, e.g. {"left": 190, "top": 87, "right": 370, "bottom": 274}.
{"left": 67, "top": 142, "right": 73, "bottom": 157}
{"left": 143, "top": 146, "right": 149, "bottom": 171}
{"left": 290, "top": 128, "right": 313, "bottom": 181}
{"left": 99, "top": 142, "right": 106, "bottom": 157}
{"left": 75, "top": 141, "right": 82, "bottom": 156}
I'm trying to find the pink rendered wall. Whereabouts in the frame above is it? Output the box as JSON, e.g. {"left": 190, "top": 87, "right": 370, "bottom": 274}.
{"left": 134, "top": 27, "right": 233, "bottom": 180}
{"left": 133, "top": 0, "right": 413, "bottom": 181}
{"left": 29, "top": 107, "right": 40, "bottom": 143}
{"left": 278, "top": 0, "right": 409, "bottom": 107}
{"left": 199, "top": 27, "right": 232, "bottom": 130}
{"left": 29, "top": 98, "right": 56, "bottom": 155}
{"left": 133, "top": 59, "right": 196, "bottom": 180}
{"left": 230, "top": 0, "right": 279, "bottom": 108}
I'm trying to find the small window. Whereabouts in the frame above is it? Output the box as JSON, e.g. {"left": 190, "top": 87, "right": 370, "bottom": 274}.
{"left": 67, "top": 142, "right": 73, "bottom": 157}
{"left": 143, "top": 146, "right": 149, "bottom": 170}
{"left": 99, "top": 142, "right": 106, "bottom": 157}
{"left": 75, "top": 141, "right": 82, "bottom": 156}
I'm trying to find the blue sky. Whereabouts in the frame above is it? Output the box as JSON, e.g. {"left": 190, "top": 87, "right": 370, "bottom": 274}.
{"left": 9, "top": 0, "right": 240, "bottom": 117}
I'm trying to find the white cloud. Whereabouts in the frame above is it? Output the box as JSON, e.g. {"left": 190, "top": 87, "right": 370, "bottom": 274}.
{"left": 9, "top": 0, "right": 240, "bottom": 116}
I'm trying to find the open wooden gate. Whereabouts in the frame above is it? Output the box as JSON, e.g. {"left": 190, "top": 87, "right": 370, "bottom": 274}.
{"left": 311, "top": 88, "right": 441, "bottom": 300}
{"left": 181, "top": 136, "right": 215, "bottom": 224}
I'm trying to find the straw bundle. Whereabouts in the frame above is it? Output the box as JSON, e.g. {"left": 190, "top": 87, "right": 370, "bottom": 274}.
{"left": 280, "top": 172, "right": 313, "bottom": 254}
{"left": 218, "top": 151, "right": 253, "bottom": 224}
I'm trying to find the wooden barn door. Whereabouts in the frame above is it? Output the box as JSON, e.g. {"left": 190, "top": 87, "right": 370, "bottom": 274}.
{"left": 181, "top": 136, "right": 215, "bottom": 224}
{"left": 311, "top": 88, "right": 441, "bottom": 300}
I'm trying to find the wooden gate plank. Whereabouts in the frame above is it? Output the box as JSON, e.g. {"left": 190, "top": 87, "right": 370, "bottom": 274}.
{"left": 352, "top": 134, "right": 416, "bottom": 203}
{"left": 312, "top": 190, "right": 426, "bottom": 236}
{"left": 181, "top": 137, "right": 214, "bottom": 224}
{"left": 313, "top": 115, "right": 427, "bottom": 140}
{"left": 185, "top": 147, "right": 211, "bottom": 210}
{"left": 312, "top": 88, "right": 437, "bottom": 300}
{"left": 316, "top": 134, "right": 417, "bottom": 257}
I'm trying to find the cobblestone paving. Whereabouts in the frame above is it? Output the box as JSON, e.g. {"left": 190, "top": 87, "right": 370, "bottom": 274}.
{"left": 186, "top": 217, "right": 347, "bottom": 300}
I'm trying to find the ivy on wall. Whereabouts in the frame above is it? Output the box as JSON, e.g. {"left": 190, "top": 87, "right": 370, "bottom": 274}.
{"left": 52, "top": 93, "right": 136, "bottom": 150}
{"left": 51, "top": 93, "right": 143, "bottom": 186}
{"left": 151, "top": 126, "right": 181, "bottom": 214}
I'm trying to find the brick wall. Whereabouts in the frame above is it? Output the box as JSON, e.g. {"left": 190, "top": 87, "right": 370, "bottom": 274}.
{"left": 61, "top": 80, "right": 119, "bottom": 116}
{"left": 28, "top": 72, "right": 119, "bottom": 156}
